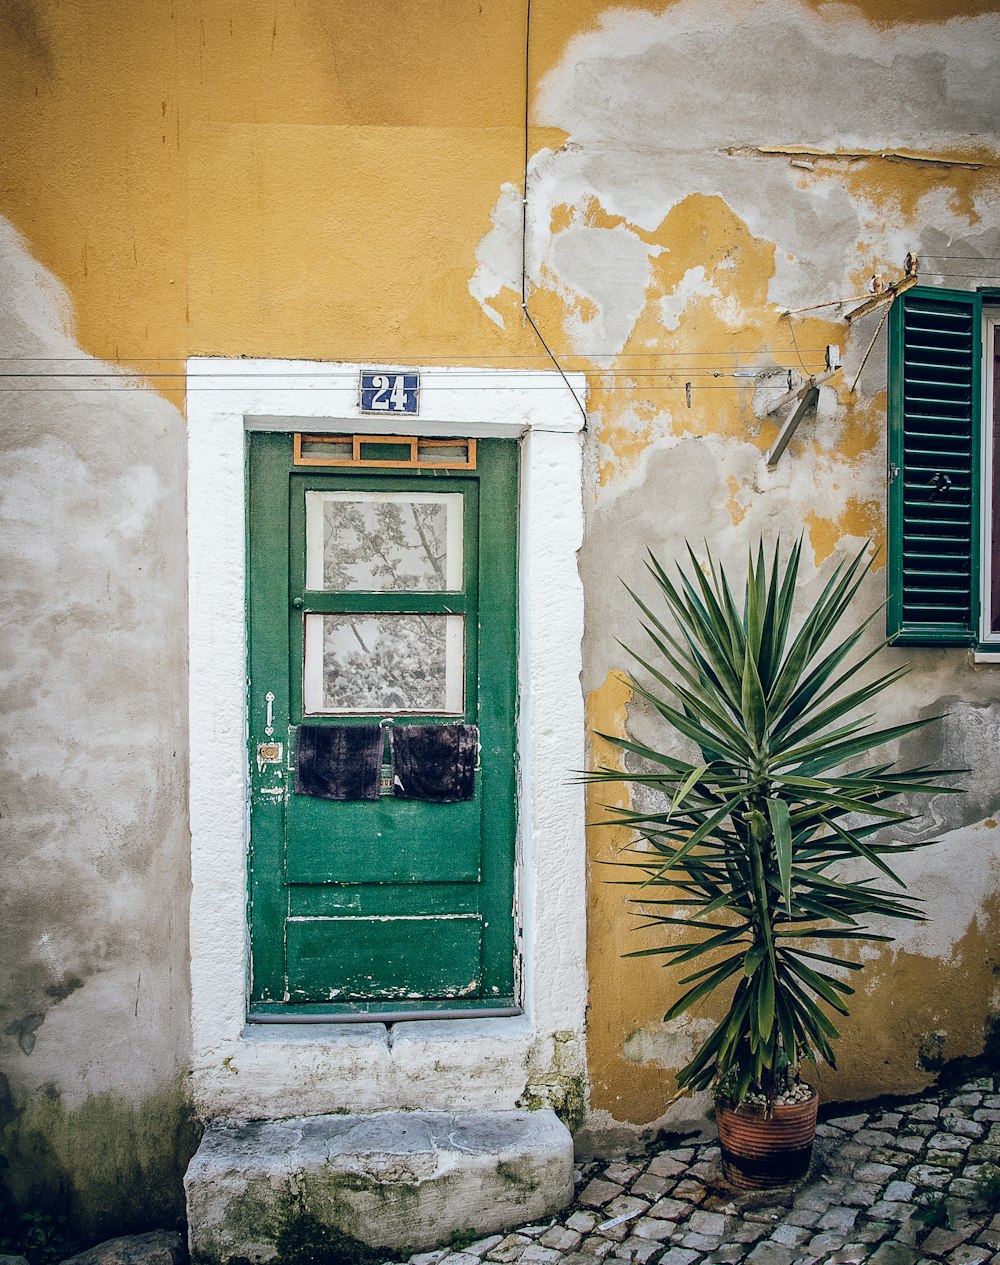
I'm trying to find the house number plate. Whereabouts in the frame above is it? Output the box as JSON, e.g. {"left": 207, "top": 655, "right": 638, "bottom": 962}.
{"left": 360, "top": 371, "right": 419, "bottom": 416}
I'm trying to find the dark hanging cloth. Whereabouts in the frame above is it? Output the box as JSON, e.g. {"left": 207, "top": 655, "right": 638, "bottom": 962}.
{"left": 390, "top": 724, "right": 478, "bottom": 803}
{"left": 293, "top": 724, "right": 383, "bottom": 801}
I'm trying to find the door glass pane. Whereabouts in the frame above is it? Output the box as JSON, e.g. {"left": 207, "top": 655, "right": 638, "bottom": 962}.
{"left": 305, "top": 491, "right": 463, "bottom": 592}
{"left": 303, "top": 613, "right": 465, "bottom": 714}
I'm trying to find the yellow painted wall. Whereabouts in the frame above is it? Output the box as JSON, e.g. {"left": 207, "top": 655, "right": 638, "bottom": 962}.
{"left": 6, "top": 0, "right": 993, "bottom": 376}
{"left": 1, "top": 0, "right": 554, "bottom": 392}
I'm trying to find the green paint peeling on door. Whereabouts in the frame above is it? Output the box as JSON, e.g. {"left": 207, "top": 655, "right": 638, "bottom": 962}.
{"left": 247, "top": 434, "right": 519, "bottom": 1017}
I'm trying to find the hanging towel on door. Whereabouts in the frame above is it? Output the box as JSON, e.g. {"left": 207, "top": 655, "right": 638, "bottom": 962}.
{"left": 390, "top": 723, "right": 478, "bottom": 802}
{"left": 293, "top": 724, "right": 383, "bottom": 800}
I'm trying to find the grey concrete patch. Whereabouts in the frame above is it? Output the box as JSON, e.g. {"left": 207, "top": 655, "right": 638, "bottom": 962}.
{"left": 0, "top": 217, "right": 192, "bottom": 1235}
{"left": 184, "top": 1110, "right": 573, "bottom": 1260}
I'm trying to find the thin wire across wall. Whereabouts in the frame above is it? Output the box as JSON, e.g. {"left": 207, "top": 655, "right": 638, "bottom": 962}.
{"left": 0, "top": 381, "right": 831, "bottom": 394}
{"left": 0, "top": 350, "right": 834, "bottom": 390}
{"left": 0, "top": 361, "right": 832, "bottom": 392}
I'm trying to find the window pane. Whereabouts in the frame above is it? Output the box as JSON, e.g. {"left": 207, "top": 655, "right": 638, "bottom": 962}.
{"left": 303, "top": 613, "right": 465, "bottom": 714}
{"left": 305, "top": 492, "right": 463, "bottom": 591}
{"left": 416, "top": 440, "right": 473, "bottom": 465}
{"left": 298, "top": 437, "right": 353, "bottom": 462}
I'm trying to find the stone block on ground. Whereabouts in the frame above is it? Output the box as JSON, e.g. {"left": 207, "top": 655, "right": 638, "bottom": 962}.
{"left": 631, "top": 1218, "right": 676, "bottom": 1243}
{"left": 538, "top": 1227, "right": 582, "bottom": 1252}
{"left": 826, "top": 1245, "right": 867, "bottom": 1264}
{"left": 185, "top": 1110, "right": 573, "bottom": 1262}
{"left": 577, "top": 1236, "right": 614, "bottom": 1258}
{"left": 865, "top": 1243, "right": 917, "bottom": 1264}
{"left": 615, "top": 1236, "right": 662, "bottom": 1263}
{"left": 629, "top": 1175, "right": 669, "bottom": 1200}
{"left": 946, "top": 1248, "right": 993, "bottom": 1265}
{"left": 579, "top": 1179, "right": 624, "bottom": 1208}
{"left": 487, "top": 1236, "right": 530, "bottom": 1263}
{"left": 59, "top": 1234, "right": 185, "bottom": 1265}
{"left": 657, "top": 1250, "right": 699, "bottom": 1265}
{"left": 519, "top": 1246, "right": 561, "bottom": 1264}
{"left": 745, "top": 1242, "right": 794, "bottom": 1265}
{"left": 464, "top": 1237, "right": 504, "bottom": 1258}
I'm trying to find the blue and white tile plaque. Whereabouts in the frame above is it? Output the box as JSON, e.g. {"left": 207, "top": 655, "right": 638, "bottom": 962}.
{"left": 360, "top": 372, "right": 419, "bottom": 415}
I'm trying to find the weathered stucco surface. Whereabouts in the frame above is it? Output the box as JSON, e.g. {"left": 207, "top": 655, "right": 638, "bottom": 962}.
{"left": 0, "top": 221, "right": 194, "bottom": 1230}
{"left": 477, "top": 0, "right": 1000, "bottom": 1147}
{"left": 1, "top": 0, "right": 1000, "bottom": 1215}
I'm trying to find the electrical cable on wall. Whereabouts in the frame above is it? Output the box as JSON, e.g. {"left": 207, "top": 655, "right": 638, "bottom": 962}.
{"left": 519, "top": 0, "right": 588, "bottom": 427}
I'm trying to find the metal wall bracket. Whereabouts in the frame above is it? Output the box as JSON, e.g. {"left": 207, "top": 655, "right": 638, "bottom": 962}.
{"left": 767, "top": 386, "right": 820, "bottom": 468}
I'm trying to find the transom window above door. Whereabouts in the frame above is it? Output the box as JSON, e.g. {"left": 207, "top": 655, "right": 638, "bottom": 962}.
{"left": 294, "top": 432, "right": 476, "bottom": 470}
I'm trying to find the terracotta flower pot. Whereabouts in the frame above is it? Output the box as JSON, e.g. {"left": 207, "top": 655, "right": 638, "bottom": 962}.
{"left": 716, "top": 1089, "right": 819, "bottom": 1189}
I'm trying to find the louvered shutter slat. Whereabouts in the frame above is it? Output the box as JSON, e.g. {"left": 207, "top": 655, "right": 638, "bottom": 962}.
{"left": 888, "top": 289, "right": 981, "bottom": 644}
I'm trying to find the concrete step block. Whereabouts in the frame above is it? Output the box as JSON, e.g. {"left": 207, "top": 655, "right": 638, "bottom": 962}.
{"left": 185, "top": 1109, "right": 574, "bottom": 1262}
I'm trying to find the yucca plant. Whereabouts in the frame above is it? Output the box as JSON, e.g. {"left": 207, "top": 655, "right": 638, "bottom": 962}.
{"left": 590, "top": 539, "right": 958, "bottom": 1110}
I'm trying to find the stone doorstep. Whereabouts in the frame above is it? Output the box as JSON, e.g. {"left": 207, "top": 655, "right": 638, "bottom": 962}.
{"left": 184, "top": 1110, "right": 574, "bottom": 1263}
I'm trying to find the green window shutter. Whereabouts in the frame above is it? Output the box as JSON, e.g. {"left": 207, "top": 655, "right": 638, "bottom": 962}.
{"left": 888, "top": 287, "right": 981, "bottom": 644}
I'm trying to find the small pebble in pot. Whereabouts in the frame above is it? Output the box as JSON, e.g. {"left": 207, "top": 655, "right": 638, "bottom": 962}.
{"left": 773, "top": 1083, "right": 814, "bottom": 1106}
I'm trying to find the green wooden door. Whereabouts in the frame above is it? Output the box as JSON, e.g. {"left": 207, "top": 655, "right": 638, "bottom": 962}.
{"left": 247, "top": 434, "right": 519, "bottom": 1018}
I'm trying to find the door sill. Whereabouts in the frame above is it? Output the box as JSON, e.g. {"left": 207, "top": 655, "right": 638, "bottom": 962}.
{"left": 249, "top": 1004, "right": 523, "bottom": 1024}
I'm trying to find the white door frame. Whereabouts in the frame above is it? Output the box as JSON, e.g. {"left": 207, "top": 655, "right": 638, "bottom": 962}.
{"left": 186, "top": 359, "right": 589, "bottom": 1120}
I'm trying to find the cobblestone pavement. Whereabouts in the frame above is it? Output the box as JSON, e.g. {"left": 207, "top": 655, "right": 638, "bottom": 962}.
{"left": 407, "top": 1076, "right": 1000, "bottom": 1265}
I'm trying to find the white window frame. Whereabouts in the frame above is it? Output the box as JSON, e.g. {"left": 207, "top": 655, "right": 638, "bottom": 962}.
{"left": 186, "top": 359, "right": 589, "bottom": 1120}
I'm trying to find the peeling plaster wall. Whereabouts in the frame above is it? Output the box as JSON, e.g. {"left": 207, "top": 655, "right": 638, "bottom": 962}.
{"left": 0, "top": 222, "right": 194, "bottom": 1230}
{"left": 3, "top": 0, "right": 1000, "bottom": 1193}
{"left": 472, "top": 0, "right": 1000, "bottom": 1148}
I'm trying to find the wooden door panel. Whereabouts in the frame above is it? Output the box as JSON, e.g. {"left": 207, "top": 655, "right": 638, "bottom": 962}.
{"left": 289, "top": 882, "right": 479, "bottom": 917}
{"left": 285, "top": 792, "right": 482, "bottom": 884}
{"left": 286, "top": 915, "right": 483, "bottom": 1001}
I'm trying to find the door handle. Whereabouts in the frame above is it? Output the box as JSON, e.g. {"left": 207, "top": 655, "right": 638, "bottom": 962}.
{"left": 265, "top": 691, "right": 275, "bottom": 736}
